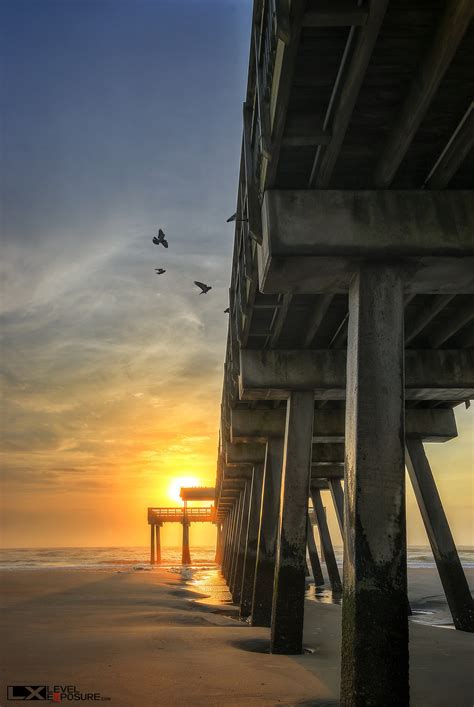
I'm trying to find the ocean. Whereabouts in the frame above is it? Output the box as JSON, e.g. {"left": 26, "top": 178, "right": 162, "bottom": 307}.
{"left": 0, "top": 545, "right": 473, "bottom": 571}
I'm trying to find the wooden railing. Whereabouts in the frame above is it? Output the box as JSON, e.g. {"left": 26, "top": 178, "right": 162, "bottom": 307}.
{"left": 148, "top": 507, "right": 216, "bottom": 523}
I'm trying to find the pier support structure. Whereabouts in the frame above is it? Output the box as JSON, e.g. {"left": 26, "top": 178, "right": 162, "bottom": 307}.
{"left": 240, "top": 463, "right": 264, "bottom": 618}
{"left": 307, "top": 515, "right": 324, "bottom": 586}
{"left": 271, "top": 391, "right": 314, "bottom": 654}
{"left": 252, "top": 437, "right": 284, "bottom": 627}
{"left": 231, "top": 479, "right": 252, "bottom": 603}
{"left": 341, "top": 265, "right": 408, "bottom": 707}
{"left": 155, "top": 523, "right": 162, "bottom": 564}
{"left": 181, "top": 517, "right": 191, "bottom": 565}
{"left": 311, "top": 488, "right": 342, "bottom": 594}
{"left": 406, "top": 438, "right": 474, "bottom": 632}
{"left": 150, "top": 524, "right": 156, "bottom": 565}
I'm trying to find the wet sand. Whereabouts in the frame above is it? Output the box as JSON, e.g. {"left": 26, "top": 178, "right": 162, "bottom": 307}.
{"left": 1, "top": 567, "right": 473, "bottom": 706}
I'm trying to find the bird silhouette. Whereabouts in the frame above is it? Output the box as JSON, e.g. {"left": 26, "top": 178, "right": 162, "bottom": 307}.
{"left": 226, "top": 212, "right": 248, "bottom": 223}
{"left": 152, "top": 229, "right": 168, "bottom": 248}
{"left": 155, "top": 268, "right": 166, "bottom": 275}
{"left": 194, "top": 281, "right": 212, "bottom": 294}
{"left": 224, "top": 307, "right": 230, "bottom": 313}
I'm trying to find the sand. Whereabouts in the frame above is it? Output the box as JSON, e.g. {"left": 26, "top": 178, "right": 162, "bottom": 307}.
{"left": 1, "top": 567, "right": 473, "bottom": 706}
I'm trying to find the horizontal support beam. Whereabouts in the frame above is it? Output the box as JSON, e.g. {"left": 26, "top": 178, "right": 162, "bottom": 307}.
{"left": 424, "top": 103, "right": 474, "bottom": 189}
{"left": 230, "top": 407, "right": 457, "bottom": 443}
{"left": 312, "top": 465, "right": 344, "bottom": 479}
{"left": 226, "top": 441, "right": 345, "bottom": 466}
{"left": 375, "top": 0, "right": 473, "bottom": 188}
{"left": 222, "top": 466, "right": 253, "bottom": 480}
{"left": 258, "top": 190, "right": 474, "bottom": 294}
{"left": 239, "top": 349, "right": 474, "bottom": 401}
{"left": 303, "top": 2, "right": 368, "bottom": 28}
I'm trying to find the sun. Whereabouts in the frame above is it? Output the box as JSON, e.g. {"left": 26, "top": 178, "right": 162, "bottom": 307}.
{"left": 167, "top": 476, "right": 201, "bottom": 504}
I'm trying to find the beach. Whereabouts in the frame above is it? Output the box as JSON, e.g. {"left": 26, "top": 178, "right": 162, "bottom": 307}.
{"left": 1, "top": 564, "right": 473, "bottom": 706}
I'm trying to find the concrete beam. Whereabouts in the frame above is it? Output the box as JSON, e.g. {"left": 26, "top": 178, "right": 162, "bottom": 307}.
{"left": 312, "top": 465, "right": 344, "bottom": 479}
{"left": 226, "top": 441, "right": 345, "bottom": 466}
{"left": 239, "top": 349, "right": 474, "bottom": 401}
{"left": 231, "top": 407, "right": 457, "bottom": 443}
{"left": 342, "top": 265, "right": 408, "bottom": 704}
{"left": 258, "top": 190, "right": 474, "bottom": 294}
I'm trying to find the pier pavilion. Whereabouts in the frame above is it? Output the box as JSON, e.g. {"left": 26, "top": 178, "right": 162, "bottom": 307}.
{"left": 214, "top": 2, "right": 474, "bottom": 705}
{"left": 148, "top": 487, "right": 215, "bottom": 565}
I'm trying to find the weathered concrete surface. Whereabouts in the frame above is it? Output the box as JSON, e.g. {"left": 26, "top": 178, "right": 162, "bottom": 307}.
{"left": 240, "top": 464, "right": 264, "bottom": 618}
{"left": 258, "top": 190, "right": 474, "bottom": 293}
{"left": 239, "top": 348, "right": 474, "bottom": 401}
{"left": 155, "top": 524, "right": 162, "bottom": 564}
{"left": 311, "top": 489, "right": 342, "bottom": 594}
{"left": 181, "top": 520, "right": 191, "bottom": 565}
{"left": 342, "top": 266, "right": 408, "bottom": 706}
{"left": 307, "top": 516, "right": 325, "bottom": 586}
{"left": 406, "top": 438, "right": 474, "bottom": 632}
{"left": 231, "top": 480, "right": 252, "bottom": 604}
{"left": 226, "top": 442, "right": 266, "bottom": 464}
{"left": 271, "top": 391, "right": 314, "bottom": 654}
{"left": 328, "top": 478, "right": 344, "bottom": 536}
{"left": 226, "top": 495, "right": 241, "bottom": 582}
{"left": 150, "top": 525, "right": 155, "bottom": 565}
{"left": 252, "top": 438, "right": 284, "bottom": 627}
{"left": 230, "top": 490, "right": 246, "bottom": 594}
{"left": 231, "top": 407, "right": 458, "bottom": 443}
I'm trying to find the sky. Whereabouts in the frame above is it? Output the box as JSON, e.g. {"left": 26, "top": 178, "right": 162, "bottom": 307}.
{"left": 1, "top": 0, "right": 472, "bottom": 550}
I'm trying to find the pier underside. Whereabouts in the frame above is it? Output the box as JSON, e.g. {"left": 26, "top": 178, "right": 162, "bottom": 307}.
{"left": 214, "top": 1, "right": 474, "bottom": 705}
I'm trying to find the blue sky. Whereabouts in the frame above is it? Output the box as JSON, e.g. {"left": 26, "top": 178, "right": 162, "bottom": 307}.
{"left": 1, "top": 0, "right": 253, "bottom": 546}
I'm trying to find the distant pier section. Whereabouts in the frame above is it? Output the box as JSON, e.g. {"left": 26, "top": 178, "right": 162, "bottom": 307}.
{"left": 147, "top": 487, "right": 216, "bottom": 565}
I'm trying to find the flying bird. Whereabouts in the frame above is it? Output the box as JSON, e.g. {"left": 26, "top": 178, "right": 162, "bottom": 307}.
{"left": 152, "top": 229, "right": 168, "bottom": 248}
{"left": 194, "top": 281, "right": 212, "bottom": 295}
{"left": 155, "top": 268, "right": 166, "bottom": 275}
{"left": 226, "top": 212, "right": 248, "bottom": 223}
{"left": 224, "top": 307, "right": 230, "bottom": 313}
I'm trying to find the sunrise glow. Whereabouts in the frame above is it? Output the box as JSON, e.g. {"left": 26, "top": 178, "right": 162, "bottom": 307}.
{"left": 167, "top": 476, "right": 201, "bottom": 505}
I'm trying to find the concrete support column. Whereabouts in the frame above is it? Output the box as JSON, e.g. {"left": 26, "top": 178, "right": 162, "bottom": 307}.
{"left": 226, "top": 499, "right": 241, "bottom": 582}
{"left": 181, "top": 520, "right": 191, "bottom": 565}
{"left": 312, "top": 489, "right": 342, "bottom": 593}
{"left": 215, "top": 522, "right": 224, "bottom": 565}
{"left": 270, "top": 391, "right": 314, "bottom": 654}
{"left": 222, "top": 508, "right": 234, "bottom": 578}
{"left": 150, "top": 524, "right": 155, "bottom": 565}
{"left": 341, "top": 265, "right": 408, "bottom": 706}
{"left": 240, "top": 464, "right": 264, "bottom": 618}
{"left": 232, "top": 479, "right": 252, "bottom": 604}
{"left": 230, "top": 490, "right": 245, "bottom": 589}
{"left": 406, "top": 438, "right": 474, "bottom": 632}
{"left": 307, "top": 516, "right": 324, "bottom": 586}
{"left": 252, "top": 437, "right": 284, "bottom": 626}
{"left": 328, "top": 478, "right": 344, "bottom": 536}
{"left": 155, "top": 523, "right": 162, "bottom": 564}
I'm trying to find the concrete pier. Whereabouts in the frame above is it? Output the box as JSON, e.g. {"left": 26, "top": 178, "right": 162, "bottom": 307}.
{"left": 311, "top": 488, "right": 342, "bottom": 594}
{"left": 252, "top": 437, "right": 284, "bottom": 627}
{"left": 328, "top": 479, "right": 344, "bottom": 537}
{"left": 212, "top": 5, "right": 473, "bottom": 705}
{"left": 307, "top": 516, "right": 324, "bottom": 587}
{"left": 406, "top": 438, "right": 474, "bottom": 632}
{"left": 240, "top": 464, "right": 264, "bottom": 618}
{"left": 150, "top": 524, "right": 155, "bottom": 565}
{"left": 341, "top": 266, "right": 408, "bottom": 706}
{"left": 271, "top": 391, "right": 314, "bottom": 654}
{"left": 181, "top": 518, "right": 191, "bottom": 565}
{"left": 155, "top": 523, "right": 162, "bottom": 564}
{"left": 232, "top": 479, "right": 252, "bottom": 604}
